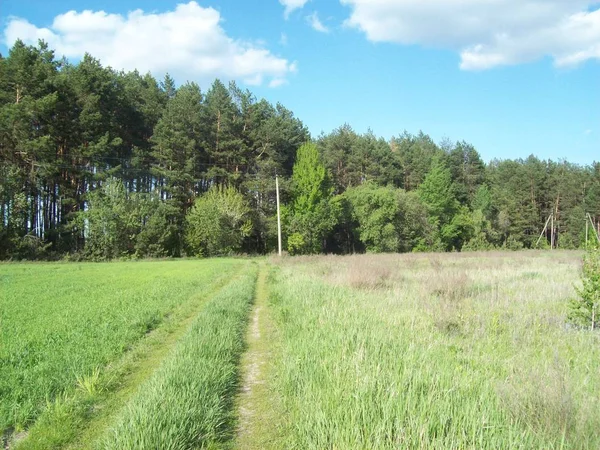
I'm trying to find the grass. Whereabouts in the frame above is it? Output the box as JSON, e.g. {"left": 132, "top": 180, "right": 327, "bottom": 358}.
{"left": 14, "top": 265, "right": 246, "bottom": 450}
{"left": 235, "top": 264, "right": 283, "bottom": 450}
{"left": 266, "top": 251, "right": 600, "bottom": 449}
{"left": 3, "top": 251, "right": 599, "bottom": 449}
{"left": 0, "top": 259, "right": 242, "bottom": 437}
{"left": 98, "top": 262, "right": 258, "bottom": 449}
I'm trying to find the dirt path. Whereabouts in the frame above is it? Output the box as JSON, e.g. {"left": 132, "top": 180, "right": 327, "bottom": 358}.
{"left": 235, "top": 264, "right": 280, "bottom": 450}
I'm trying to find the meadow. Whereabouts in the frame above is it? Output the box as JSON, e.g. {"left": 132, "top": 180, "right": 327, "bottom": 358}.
{"left": 1, "top": 251, "right": 599, "bottom": 449}
{"left": 265, "top": 251, "right": 600, "bottom": 449}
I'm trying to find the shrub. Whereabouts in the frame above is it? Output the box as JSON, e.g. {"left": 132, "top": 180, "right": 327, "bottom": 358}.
{"left": 287, "top": 232, "right": 305, "bottom": 256}
{"left": 185, "top": 186, "right": 251, "bottom": 256}
{"left": 568, "top": 248, "right": 600, "bottom": 330}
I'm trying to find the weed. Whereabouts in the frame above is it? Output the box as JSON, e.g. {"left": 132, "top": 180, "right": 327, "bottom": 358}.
{"left": 75, "top": 368, "right": 102, "bottom": 397}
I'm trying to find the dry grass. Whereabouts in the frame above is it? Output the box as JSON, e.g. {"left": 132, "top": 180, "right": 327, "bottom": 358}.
{"left": 498, "top": 361, "right": 574, "bottom": 437}
{"left": 268, "top": 250, "right": 600, "bottom": 448}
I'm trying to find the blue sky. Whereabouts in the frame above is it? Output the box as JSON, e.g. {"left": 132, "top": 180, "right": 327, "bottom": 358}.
{"left": 2, "top": 0, "right": 599, "bottom": 164}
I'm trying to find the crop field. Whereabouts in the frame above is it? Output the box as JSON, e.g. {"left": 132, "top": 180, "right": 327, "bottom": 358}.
{"left": 1, "top": 251, "right": 600, "bottom": 449}
{"left": 0, "top": 259, "right": 248, "bottom": 448}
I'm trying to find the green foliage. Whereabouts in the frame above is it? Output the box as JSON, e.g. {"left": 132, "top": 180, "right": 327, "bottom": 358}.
{"left": 396, "top": 190, "right": 435, "bottom": 252}
{"left": 78, "top": 178, "right": 182, "bottom": 259}
{"left": 1, "top": 38, "right": 599, "bottom": 258}
{"left": 441, "top": 206, "right": 475, "bottom": 251}
{"left": 344, "top": 183, "right": 400, "bottom": 253}
{"left": 569, "top": 248, "right": 600, "bottom": 329}
{"left": 287, "top": 232, "right": 305, "bottom": 256}
{"left": 285, "top": 143, "right": 340, "bottom": 254}
{"left": 392, "top": 131, "right": 443, "bottom": 191}
{"left": 418, "top": 158, "right": 459, "bottom": 227}
{"left": 341, "top": 183, "right": 433, "bottom": 253}
{"left": 150, "top": 82, "right": 204, "bottom": 212}
{"left": 472, "top": 185, "right": 492, "bottom": 217}
{"left": 134, "top": 201, "right": 181, "bottom": 258}
{"left": 185, "top": 186, "right": 251, "bottom": 256}
{"left": 80, "top": 179, "right": 140, "bottom": 260}
{"left": 417, "top": 158, "right": 475, "bottom": 250}
{"left": 319, "top": 125, "right": 403, "bottom": 192}
{"left": 505, "top": 235, "right": 525, "bottom": 251}
{"left": 444, "top": 141, "right": 486, "bottom": 205}
{"left": 462, "top": 207, "right": 497, "bottom": 251}
{"left": 292, "top": 142, "right": 331, "bottom": 210}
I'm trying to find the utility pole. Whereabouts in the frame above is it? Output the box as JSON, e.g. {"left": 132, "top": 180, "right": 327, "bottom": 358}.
{"left": 276, "top": 175, "right": 282, "bottom": 256}
{"left": 586, "top": 214, "right": 589, "bottom": 249}
{"left": 550, "top": 213, "right": 555, "bottom": 250}
{"left": 586, "top": 213, "right": 600, "bottom": 244}
{"left": 536, "top": 214, "right": 552, "bottom": 248}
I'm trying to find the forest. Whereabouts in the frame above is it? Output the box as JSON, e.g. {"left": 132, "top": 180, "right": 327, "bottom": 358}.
{"left": 1, "top": 39, "right": 599, "bottom": 260}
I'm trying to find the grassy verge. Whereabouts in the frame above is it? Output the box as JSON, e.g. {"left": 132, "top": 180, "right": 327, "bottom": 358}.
{"left": 1, "top": 259, "right": 241, "bottom": 438}
{"left": 98, "top": 262, "right": 258, "bottom": 449}
{"left": 267, "top": 252, "right": 600, "bottom": 449}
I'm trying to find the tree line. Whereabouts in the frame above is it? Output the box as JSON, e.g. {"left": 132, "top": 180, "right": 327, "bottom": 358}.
{"left": 1, "top": 40, "right": 599, "bottom": 259}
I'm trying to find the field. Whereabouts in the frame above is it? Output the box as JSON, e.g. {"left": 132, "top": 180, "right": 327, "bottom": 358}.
{"left": 1, "top": 251, "right": 600, "bottom": 449}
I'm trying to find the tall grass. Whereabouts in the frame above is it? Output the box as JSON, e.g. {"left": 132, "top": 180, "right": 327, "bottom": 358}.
{"left": 0, "top": 259, "right": 241, "bottom": 434}
{"left": 99, "top": 263, "right": 258, "bottom": 449}
{"left": 268, "top": 251, "right": 600, "bottom": 449}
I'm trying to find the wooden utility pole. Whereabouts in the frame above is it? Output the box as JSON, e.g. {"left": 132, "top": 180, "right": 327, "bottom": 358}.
{"left": 586, "top": 213, "right": 600, "bottom": 244}
{"left": 550, "top": 213, "right": 555, "bottom": 250}
{"left": 276, "top": 175, "right": 282, "bottom": 256}
{"left": 586, "top": 215, "right": 589, "bottom": 249}
{"left": 536, "top": 214, "right": 552, "bottom": 248}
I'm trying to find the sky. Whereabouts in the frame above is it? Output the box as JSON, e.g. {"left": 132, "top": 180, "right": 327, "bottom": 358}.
{"left": 1, "top": 0, "right": 599, "bottom": 165}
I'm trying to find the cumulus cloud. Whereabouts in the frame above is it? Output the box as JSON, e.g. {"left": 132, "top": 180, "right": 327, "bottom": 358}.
{"left": 306, "top": 12, "right": 330, "bottom": 33}
{"left": 3, "top": 2, "right": 296, "bottom": 86}
{"left": 340, "top": 0, "right": 600, "bottom": 70}
{"left": 280, "top": 0, "right": 309, "bottom": 19}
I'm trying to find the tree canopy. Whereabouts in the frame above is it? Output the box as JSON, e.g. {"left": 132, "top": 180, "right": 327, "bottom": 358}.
{"left": 1, "top": 40, "right": 599, "bottom": 259}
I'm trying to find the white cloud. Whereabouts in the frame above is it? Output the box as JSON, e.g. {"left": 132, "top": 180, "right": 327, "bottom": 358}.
{"left": 340, "top": 0, "right": 600, "bottom": 70}
{"left": 306, "top": 12, "right": 330, "bottom": 33}
{"left": 280, "top": 0, "right": 309, "bottom": 19}
{"left": 585, "top": 129, "right": 593, "bottom": 135}
{"left": 3, "top": 2, "right": 296, "bottom": 86}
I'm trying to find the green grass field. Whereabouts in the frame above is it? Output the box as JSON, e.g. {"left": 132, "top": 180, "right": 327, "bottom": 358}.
{"left": 0, "top": 259, "right": 244, "bottom": 442}
{"left": 2, "top": 252, "right": 599, "bottom": 449}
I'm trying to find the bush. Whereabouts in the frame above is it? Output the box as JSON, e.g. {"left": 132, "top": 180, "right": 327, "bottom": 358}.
{"left": 185, "top": 186, "right": 252, "bottom": 257}
{"left": 504, "top": 235, "right": 524, "bottom": 251}
{"left": 287, "top": 232, "right": 305, "bottom": 256}
{"left": 462, "top": 234, "right": 496, "bottom": 252}
{"left": 568, "top": 248, "right": 600, "bottom": 330}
